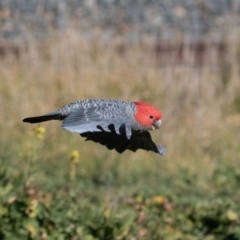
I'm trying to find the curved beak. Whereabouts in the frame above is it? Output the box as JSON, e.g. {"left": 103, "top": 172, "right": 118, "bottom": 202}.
{"left": 152, "top": 119, "right": 162, "bottom": 130}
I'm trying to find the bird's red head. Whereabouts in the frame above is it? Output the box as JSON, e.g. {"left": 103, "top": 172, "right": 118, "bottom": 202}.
{"left": 134, "top": 102, "right": 162, "bottom": 129}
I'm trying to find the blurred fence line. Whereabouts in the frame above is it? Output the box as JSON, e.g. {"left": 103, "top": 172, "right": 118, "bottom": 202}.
{"left": 0, "top": 0, "right": 239, "bottom": 42}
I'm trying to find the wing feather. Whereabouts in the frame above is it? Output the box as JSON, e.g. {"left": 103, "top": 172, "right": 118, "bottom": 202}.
{"left": 80, "top": 123, "right": 166, "bottom": 155}
{"left": 62, "top": 106, "right": 132, "bottom": 137}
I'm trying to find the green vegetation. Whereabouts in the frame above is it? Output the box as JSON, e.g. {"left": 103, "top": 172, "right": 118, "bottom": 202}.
{"left": 0, "top": 33, "right": 240, "bottom": 239}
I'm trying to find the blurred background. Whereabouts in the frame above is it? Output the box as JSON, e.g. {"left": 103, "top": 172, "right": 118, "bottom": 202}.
{"left": 0, "top": 1, "right": 240, "bottom": 239}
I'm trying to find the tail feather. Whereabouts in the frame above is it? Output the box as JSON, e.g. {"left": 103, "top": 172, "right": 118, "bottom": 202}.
{"left": 23, "top": 112, "right": 64, "bottom": 124}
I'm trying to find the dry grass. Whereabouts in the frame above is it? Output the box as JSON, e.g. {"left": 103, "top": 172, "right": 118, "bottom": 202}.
{"left": 0, "top": 29, "right": 240, "bottom": 179}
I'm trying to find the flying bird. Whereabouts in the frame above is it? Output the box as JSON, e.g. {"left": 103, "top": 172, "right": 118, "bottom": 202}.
{"left": 23, "top": 99, "right": 166, "bottom": 155}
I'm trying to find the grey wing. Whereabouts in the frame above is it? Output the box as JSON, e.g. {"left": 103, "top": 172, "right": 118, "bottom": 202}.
{"left": 61, "top": 100, "right": 132, "bottom": 139}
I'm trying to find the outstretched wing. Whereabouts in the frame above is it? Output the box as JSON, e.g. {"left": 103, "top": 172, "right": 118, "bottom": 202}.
{"left": 61, "top": 99, "right": 133, "bottom": 139}
{"left": 80, "top": 124, "right": 166, "bottom": 155}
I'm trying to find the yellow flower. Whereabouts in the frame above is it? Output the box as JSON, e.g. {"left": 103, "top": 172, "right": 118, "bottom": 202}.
{"left": 70, "top": 150, "right": 80, "bottom": 164}
{"left": 226, "top": 210, "right": 238, "bottom": 221}
{"left": 33, "top": 126, "right": 46, "bottom": 134}
{"left": 152, "top": 195, "right": 165, "bottom": 205}
{"left": 135, "top": 196, "right": 143, "bottom": 204}
{"left": 33, "top": 126, "right": 46, "bottom": 140}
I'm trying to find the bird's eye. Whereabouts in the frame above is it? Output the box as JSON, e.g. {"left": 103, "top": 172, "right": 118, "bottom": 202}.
{"left": 149, "top": 115, "right": 154, "bottom": 119}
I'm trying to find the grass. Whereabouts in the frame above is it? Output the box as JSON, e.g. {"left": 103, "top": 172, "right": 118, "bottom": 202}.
{"left": 0, "top": 30, "right": 240, "bottom": 239}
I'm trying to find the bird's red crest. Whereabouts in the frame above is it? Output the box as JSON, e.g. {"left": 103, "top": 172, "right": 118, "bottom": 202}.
{"left": 134, "top": 102, "right": 162, "bottom": 127}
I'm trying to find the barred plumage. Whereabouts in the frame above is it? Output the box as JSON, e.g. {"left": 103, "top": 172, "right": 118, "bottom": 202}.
{"left": 23, "top": 98, "right": 166, "bottom": 155}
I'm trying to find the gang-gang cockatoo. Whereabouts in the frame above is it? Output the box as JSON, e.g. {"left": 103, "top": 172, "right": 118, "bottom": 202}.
{"left": 23, "top": 99, "right": 166, "bottom": 155}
